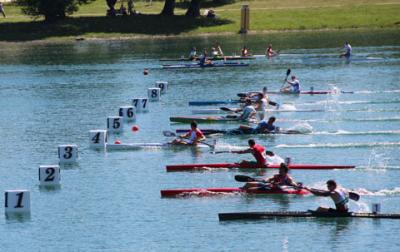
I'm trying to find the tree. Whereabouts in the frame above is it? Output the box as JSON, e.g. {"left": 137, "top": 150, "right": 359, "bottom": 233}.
{"left": 160, "top": 0, "right": 175, "bottom": 16}
{"left": 185, "top": 0, "right": 201, "bottom": 17}
{"left": 16, "top": 0, "right": 94, "bottom": 22}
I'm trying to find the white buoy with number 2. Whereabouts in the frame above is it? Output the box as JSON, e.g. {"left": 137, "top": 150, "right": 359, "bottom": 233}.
{"left": 39, "top": 165, "right": 61, "bottom": 186}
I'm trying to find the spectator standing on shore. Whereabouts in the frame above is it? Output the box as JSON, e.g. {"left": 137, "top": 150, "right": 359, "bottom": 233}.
{"left": 0, "top": 2, "right": 6, "bottom": 18}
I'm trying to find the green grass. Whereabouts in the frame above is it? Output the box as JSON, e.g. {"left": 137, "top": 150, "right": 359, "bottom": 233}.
{"left": 0, "top": 0, "right": 399, "bottom": 41}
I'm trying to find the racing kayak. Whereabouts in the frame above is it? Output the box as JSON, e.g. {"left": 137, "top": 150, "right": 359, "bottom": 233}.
{"left": 166, "top": 163, "right": 355, "bottom": 171}
{"left": 189, "top": 100, "right": 242, "bottom": 106}
{"left": 170, "top": 115, "right": 249, "bottom": 124}
{"left": 161, "top": 187, "right": 309, "bottom": 197}
{"left": 237, "top": 88, "right": 354, "bottom": 96}
{"left": 175, "top": 128, "right": 304, "bottom": 135}
{"left": 162, "top": 62, "right": 249, "bottom": 69}
{"left": 191, "top": 108, "right": 324, "bottom": 114}
{"left": 218, "top": 211, "right": 400, "bottom": 221}
{"left": 159, "top": 56, "right": 256, "bottom": 61}
{"left": 106, "top": 142, "right": 210, "bottom": 150}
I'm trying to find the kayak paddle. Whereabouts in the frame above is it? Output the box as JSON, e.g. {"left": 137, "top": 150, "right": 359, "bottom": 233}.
{"left": 220, "top": 107, "right": 241, "bottom": 113}
{"left": 234, "top": 175, "right": 266, "bottom": 183}
{"left": 304, "top": 187, "right": 360, "bottom": 201}
{"left": 280, "top": 68, "right": 291, "bottom": 90}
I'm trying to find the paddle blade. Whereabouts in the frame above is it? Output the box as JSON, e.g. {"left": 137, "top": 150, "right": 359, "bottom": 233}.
{"left": 220, "top": 107, "right": 233, "bottom": 112}
{"left": 286, "top": 68, "right": 291, "bottom": 77}
{"left": 234, "top": 175, "right": 255, "bottom": 182}
{"left": 349, "top": 192, "right": 360, "bottom": 201}
{"left": 163, "top": 131, "right": 176, "bottom": 137}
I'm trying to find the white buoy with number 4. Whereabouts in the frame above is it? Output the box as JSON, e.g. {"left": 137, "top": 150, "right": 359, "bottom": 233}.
{"left": 155, "top": 81, "right": 168, "bottom": 94}
{"left": 107, "top": 116, "right": 123, "bottom": 133}
{"left": 5, "top": 190, "right": 30, "bottom": 213}
{"left": 119, "top": 106, "right": 136, "bottom": 122}
{"left": 58, "top": 144, "right": 78, "bottom": 164}
{"left": 148, "top": 88, "right": 161, "bottom": 101}
{"left": 39, "top": 165, "right": 61, "bottom": 186}
{"left": 132, "top": 98, "right": 149, "bottom": 112}
{"left": 89, "top": 130, "right": 107, "bottom": 148}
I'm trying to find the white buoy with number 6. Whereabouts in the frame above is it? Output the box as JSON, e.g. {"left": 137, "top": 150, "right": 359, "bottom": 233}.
{"left": 148, "top": 88, "right": 161, "bottom": 101}
{"left": 5, "top": 190, "right": 30, "bottom": 213}
{"left": 89, "top": 130, "right": 107, "bottom": 148}
{"left": 155, "top": 81, "right": 168, "bottom": 94}
{"left": 119, "top": 106, "right": 136, "bottom": 122}
{"left": 107, "top": 116, "right": 123, "bottom": 133}
{"left": 39, "top": 165, "right": 61, "bottom": 186}
{"left": 58, "top": 144, "right": 78, "bottom": 164}
{"left": 132, "top": 98, "right": 149, "bottom": 112}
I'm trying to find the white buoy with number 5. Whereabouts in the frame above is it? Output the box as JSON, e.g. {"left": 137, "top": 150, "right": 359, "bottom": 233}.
{"left": 155, "top": 81, "right": 168, "bottom": 94}
{"left": 119, "top": 106, "right": 136, "bottom": 122}
{"left": 132, "top": 98, "right": 149, "bottom": 112}
{"left": 89, "top": 130, "right": 107, "bottom": 148}
{"left": 39, "top": 165, "right": 61, "bottom": 186}
{"left": 58, "top": 144, "right": 78, "bottom": 164}
{"left": 148, "top": 88, "right": 161, "bottom": 101}
{"left": 107, "top": 116, "right": 123, "bottom": 133}
{"left": 5, "top": 190, "right": 30, "bottom": 213}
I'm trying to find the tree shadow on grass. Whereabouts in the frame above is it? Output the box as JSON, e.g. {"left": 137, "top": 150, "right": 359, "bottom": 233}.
{"left": 0, "top": 14, "right": 232, "bottom": 42}
{"left": 175, "top": 0, "right": 236, "bottom": 9}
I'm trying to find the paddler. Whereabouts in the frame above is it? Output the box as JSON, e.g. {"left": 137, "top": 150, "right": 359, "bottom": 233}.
{"left": 242, "top": 163, "right": 299, "bottom": 190}
{"left": 340, "top": 41, "right": 352, "bottom": 58}
{"left": 231, "top": 139, "right": 267, "bottom": 166}
{"left": 188, "top": 47, "right": 198, "bottom": 60}
{"left": 214, "top": 42, "right": 224, "bottom": 56}
{"left": 304, "top": 180, "right": 349, "bottom": 213}
{"left": 172, "top": 121, "right": 206, "bottom": 145}
{"left": 281, "top": 75, "right": 301, "bottom": 93}
{"left": 234, "top": 116, "right": 279, "bottom": 134}
{"left": 199, "top": 49, "right": 213, "bottom": 67}
{"left": 266, "top": 44, "right": 278, "bottom": 57}
{"left": 238, "top": 99, "right": 257, "bottom": 122}
{"left": 241, "top": 46, "right": 250, "bottom": 56}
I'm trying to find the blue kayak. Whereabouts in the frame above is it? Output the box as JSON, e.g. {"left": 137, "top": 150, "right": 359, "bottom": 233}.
{"left": 189, "top": 100, "right": 241, "bottom": 106}
{"left": 162, "top": 62, "right": 249, "bottom": 69}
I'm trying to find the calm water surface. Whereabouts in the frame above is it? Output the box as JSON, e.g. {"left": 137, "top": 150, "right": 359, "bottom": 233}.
{"left": 0, "top": 34, "right": 400, "bottom": 251}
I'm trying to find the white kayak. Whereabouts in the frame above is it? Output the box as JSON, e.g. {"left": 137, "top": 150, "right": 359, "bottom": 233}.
{"left": 191, "top": 108, "right": 324, "bottom": 114}
{"left": 106, "top": 142, "right": 210, "bottom": 150}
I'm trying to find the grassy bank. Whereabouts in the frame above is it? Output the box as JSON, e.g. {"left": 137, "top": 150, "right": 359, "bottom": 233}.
{"left": 0, "top": 0, "right": 399, "bottom": 42}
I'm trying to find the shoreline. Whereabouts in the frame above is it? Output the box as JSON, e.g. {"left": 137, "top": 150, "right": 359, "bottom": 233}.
{"left": 1, "top": 27, "right": 399, "bottom": 45}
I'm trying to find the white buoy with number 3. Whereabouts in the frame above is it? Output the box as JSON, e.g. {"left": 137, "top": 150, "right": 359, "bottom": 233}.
{"left": 5, "top": 190, "right": 30, "bottom": 213}
{"left": 89, "top": 130, "right": 107, "bottom": 148}
{"left": 39, "top": 165, "right": 61, "bottom": 186}
{"left": 58, "top": 144, "right": 78, "bottom": 164}
{"left": 148, "top": 88, "right": 161, "bottom": 101}
{"left": 132, "top": 98, "right": 149, "bottom": 112}
{"left": 119, "top": 106, "right": 136, "bottom": 122}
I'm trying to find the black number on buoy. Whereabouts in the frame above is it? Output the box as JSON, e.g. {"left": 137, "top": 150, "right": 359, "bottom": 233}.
{"left": 63, "top": 146, "right": 73, "bottom": 159}
{"left": 127, "top": 108, "right": 134, "bottom": 117}
{"left": 142, "top": 99, "right": 147, "bottom": 108}
{"left": 45, "top": 168, "right": 55, "bottom": 181}
{"left": 158, "top": 83, "right": 165, "bottom": 92}
{"left": 151, "top": 89, "right": 158, "bottom": 98}
{"left": 119, "top": 108, "right": 123, "bottom": 117}
{"left": 15, "top": 192, "right": 24, "bottom": 208}
{"left": 5, "top": 192, "right": 8, "bottom": 208}
{"left": 91, "top": 132, "right": 100, "bottom": 143}
{"left": 113, "top": 119, "right": 120, "bottom": 129}
{"left": 133, "top": 99, "right": 138, "bottom": 107}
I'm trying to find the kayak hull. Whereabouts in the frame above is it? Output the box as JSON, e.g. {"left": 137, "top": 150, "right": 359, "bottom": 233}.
{"left": 161, "top": 187, "right": 309, "bottom": 197}
{"left": 106, "top": 142, "right": 209, "bottom": 150}
{"left": 218, "top": 211, "right": 400, "bottom": 221}
{"left": 160, "top": 56, "right": 256, "bottom": 61}
{"left": 162, "top": 62, "right": 249, "bottom": 69}
{"left": 175, "top": 129, "right": 303, "bottom": 135}
{"left": 166, "top": 163, "right": 355, "bottom": 172}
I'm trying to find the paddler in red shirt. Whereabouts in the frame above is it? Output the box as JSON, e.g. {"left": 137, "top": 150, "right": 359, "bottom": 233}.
{"left": 231, "top": 139, "right": 267, "bottom": 167}
{"left": 172, "top": 121, "right": 206, "bottom": 145}
{"left": 242, "top": 163, "right": 299, "bottom": 191}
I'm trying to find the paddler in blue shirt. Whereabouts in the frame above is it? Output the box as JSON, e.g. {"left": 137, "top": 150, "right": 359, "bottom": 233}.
{"left": 242, "top": 163, "right": 299, "bottom": 191}
{"left": 199, "top": 50, "right": 213, "bottom": 67}
{"left": 234, "top": 116, "right": 278, "bottom": 134}
{"left": 281, "top": 75, "right": 300, "bottom": 93}
{"left": 304, "top": 180, "right": 349, "bottom": 213}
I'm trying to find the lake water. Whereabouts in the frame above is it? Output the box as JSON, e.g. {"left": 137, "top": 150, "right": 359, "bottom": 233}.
{"left": 0, "top": 33, "right": 400, "bottom": 251}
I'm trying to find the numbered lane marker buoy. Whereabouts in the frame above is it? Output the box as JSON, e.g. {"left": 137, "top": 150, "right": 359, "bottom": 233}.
{"left": 89, "top": 130, "right": 107, "bottom": 148}
{"left": 132, "top": 98, "right": 148, "bottom": 112}
{"left": 119, "top": 106, "right": 136, "bottom": 122}
{"left": 39, "top": 165, "right": 61, "bottom": 186}
{"left": 107, "top": 116, "right": 123, "bottom": 133}
{"left": 155, "top": 81, "right": 168, "bottom": 94}
{"left": 5, "top": 190, "right": 30, "bottom": 213}
{"left": 148, "top": 88, "right": 161, "bottom": 101}
{"left": 58, "top": 144, "right": 78, "bottom": 164}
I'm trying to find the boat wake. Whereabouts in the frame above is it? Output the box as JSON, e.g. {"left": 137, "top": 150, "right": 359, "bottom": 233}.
{"left": 281, "top": 116, "right": 400, "bottom": 123}
{"left": 312, "top": 130, "right": 400, "bottom": 136}
{"left": 275, "top": 142, "right": 400, "bottom": 149}
{"left": 353, "top": 187, "right": 400, "bottom": 196}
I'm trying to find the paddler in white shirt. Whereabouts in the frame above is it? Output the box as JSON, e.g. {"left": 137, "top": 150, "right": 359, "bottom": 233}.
{"left": 188, "top": 47, "right": 198, "bottom": 60}
{"left": 340, "top": 41, "right": 352, "bottom": 58}
{"left": 281, "top": 75, "right": 301, "bottom": 94}
{"left": 238, "top": 99, "right": 257, "bottom": 122}
{"left": 304, "top": 180, "right": 349, "bottom": 213}
{"left": 172, "top": 121, "right": 206, "bottom": 145}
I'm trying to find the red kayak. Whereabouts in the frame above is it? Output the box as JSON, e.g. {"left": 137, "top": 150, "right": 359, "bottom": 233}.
{"left": 161, "top": 187, "right": 309, "bottom": 197}
{"left": 166, "top": 163, "right": 355, "bottom": 172}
